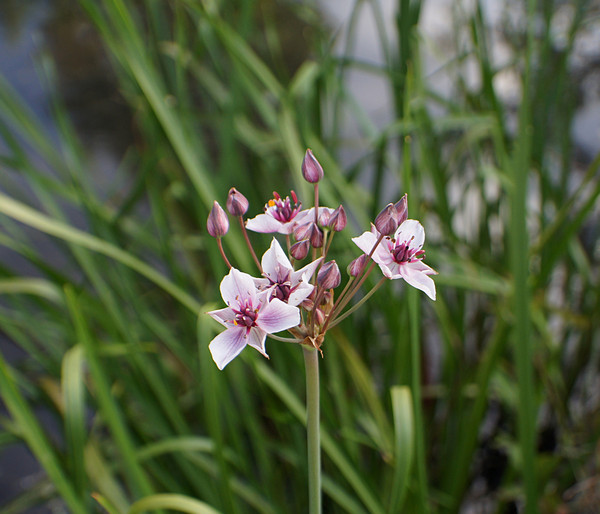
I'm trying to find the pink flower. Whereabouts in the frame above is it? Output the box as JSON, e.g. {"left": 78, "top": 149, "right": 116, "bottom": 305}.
{"left": 246, "top": 191, "right": 307, "bottom": 235}
{"left": 255, "top": 238, "right": 322, "bottom": 306}
{"left": 207, "top": 268, "right": 300, "bottom": 369}
{"left": 352, "top": 219, "right": 437, "bottom": 300}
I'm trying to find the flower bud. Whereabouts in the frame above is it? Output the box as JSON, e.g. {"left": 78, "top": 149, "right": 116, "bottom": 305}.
{"left": 317, "top": 260, "right": 341, "bottom": 289}
{"left": 226, "top": 187, "right": 249, "bottom": 216}
{"left": 318, "top": 209, "right": 331, "bottom": 227}
{"left": 313, "top": 307, "right": 326, "bottom": 326}
{"left": 374, "top": 203, "right": 399, "bottom": 236}
{"left": 207, "top": 201, "right": 229, "bottom": 237}
{"left": 347, "top": 254, "right": 368, "bottom": 277}
{"left": 302, "top": 149, "right": 324, "bottom": 183}
{"left": 290, "top": 239, "right": 310, "bottom": 260}
{"left": 294, "top": 222, "right": 324, "bottom": 248}
{"left": 328, "top": 205, "right": 347, "bottom": 232}
{"left": 394, "top": 194, "right": 407, "bottom": 226}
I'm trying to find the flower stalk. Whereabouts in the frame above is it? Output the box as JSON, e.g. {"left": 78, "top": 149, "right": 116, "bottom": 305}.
{"left": 303, "top": 345, "right": 321, "bottom": 514}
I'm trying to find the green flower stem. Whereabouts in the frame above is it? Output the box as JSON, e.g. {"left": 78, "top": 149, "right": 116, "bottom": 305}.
{"left": 303, "top": 345, "right": 321, "bottom": 514}
{"left": 328, "top": 278, "right": 386, "bottom": 329}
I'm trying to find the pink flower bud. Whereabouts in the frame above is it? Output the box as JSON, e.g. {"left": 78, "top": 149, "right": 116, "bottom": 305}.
{"left": 328, "top": 205, "right": 347, "bottom": 232}
{"left": 317, "top": 260, "right": 341, "bottom": 289}
{"left": 226, "top": 187, "right": 249, "bottom": 216}
{"left": 395, "top": 194, "right": 407, "bottom": 225}
{"left": 290, "top": 239, "right": 310, "bottom": 260}
{"left": 374, "top": 203, "right": 399, "bottom": 236}
{"left": 302, "top": 149, "right": 324, "bottom": 183}
{"left": 207, "top": 201, "right": 229, "bottom": 237}
{"left": 294, "top": 222, "right": 324, "bottom": 248}
{"left": 347, "top": 254, "right": 368, "bottom": 277}
{"left": 313, "top": 307, "right": 326, "bottom": 326}
{"left": 318, "top": 209, "right": 331, "bottom": 227}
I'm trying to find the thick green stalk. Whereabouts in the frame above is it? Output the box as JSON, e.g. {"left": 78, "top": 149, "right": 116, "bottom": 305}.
{"left": 303, "top": 346, "right": 321, "bottom": 514}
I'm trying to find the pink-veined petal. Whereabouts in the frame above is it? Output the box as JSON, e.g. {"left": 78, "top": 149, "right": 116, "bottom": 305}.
{"left": 400, "top": 263, "right": 437, "bottom": 300}
{"left": 257, "top": 298, "right": 300, "bottom": 333}
{"left": 246, "top": 214, "right": 284, "bottom": 233}
{"left": 291, "top": 257, "right": 322, "bottom": 286}
{"left": 288, "top": 281, "right": 314, "bottom": 306}
{"left": 352, "top": 231, "right": 393, "bottom": 267}
{"left": 261, "top": 238, "right": 292, "bottom": 281}
{"left": 395, "top": 219, "right": 425, "bottom": 250}
{"left": 207, "top": 307, "right": 235, "bottom": 327}
{"left": 244, "top": 327, "right": 269, "bottom": 358}
{"left": 407, "top": 259, "right": 437, "bottom": 275}
{"left": 220, "top": 268, "right": 257, "bottom": 307}
{"left": 208, "top": 326, "right": 248, "bottom": 370}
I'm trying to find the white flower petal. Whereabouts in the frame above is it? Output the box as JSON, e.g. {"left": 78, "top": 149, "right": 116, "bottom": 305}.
{"left": 244, "top": 327, "right": 269, "bottom": 358}
{"left": 246, "top": 214, "right": 283, "bottom": 233}
{"left": 207, "top": 307, "right": 235, "bottom": 327}
{"left": 288, "top": 281, "right": 314, "bottom": 306}
{"left": 352, "top": 231, "right": 393, "bottom": 267}
{"left": 220, "top": 268, "right": 257, "bottom": 307}
{"left": 400, "top": 262, "right": 436, "bottom": 300}
{"left": 257, "top": 298, "right": 300, "bottom": 333}
{"left": 262, "top": 238, "right": 292, "bottom": 281}
{"left": 209, "top": 326, "right": 248, "bottom": 370}
{"left": 291, "top": 257, "right": 322, "bottom": 285}
{"left": 395, "top": 219, "right": 425, "bottom": 249}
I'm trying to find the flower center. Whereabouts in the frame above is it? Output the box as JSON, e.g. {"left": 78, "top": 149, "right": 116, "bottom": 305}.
{"left": 266, "top": 190, "right": 301, "bottom": 223}
{"left": 390, "top": 236, "right": 425, "bottom": 264}
{"left": 233, "top": 301, "right": 258, "bottom": 328}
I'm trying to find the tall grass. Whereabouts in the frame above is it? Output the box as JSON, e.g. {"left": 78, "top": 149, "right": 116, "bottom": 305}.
{"left": 0, "top": 0, "right": 598, "bottom": 512}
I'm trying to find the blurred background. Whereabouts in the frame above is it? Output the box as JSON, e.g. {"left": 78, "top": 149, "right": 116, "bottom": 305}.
{"left": 0, "top": 0, "right": 599, "bottom": 512}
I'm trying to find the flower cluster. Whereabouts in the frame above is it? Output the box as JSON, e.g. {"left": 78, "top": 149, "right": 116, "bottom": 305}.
{"left": 206, "top": 149, "right": 437, "bottom": 369}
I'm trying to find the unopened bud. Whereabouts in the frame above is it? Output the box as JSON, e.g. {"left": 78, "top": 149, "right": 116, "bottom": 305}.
{"left": 207, "top": 201, "right": 229, "bottom": 237}
{"left": 313, "top": 307, "right": 326, "bottom": 326}
{"left": 302, "top": 149, "right": 324, "bottom": 183}
{"left": 374, "top": 203, "right": 399, "bottom": 236}
{"left": 226, "top": 187, "right": 249, "bottom": 216}
{"left": 318, "top": 209, "right": 331, "bottom": 227}
{"left": 317, "top": 260, "right": 341, "bottom": 289}
{"left": 347, "top": 254, "right": 369, "bottom": 277}
{"left": 290, "top": 239, "right": 310, "bottom": 260}
{"left": 294, "top": 222, "right": 324, "bottom": 248}
{"left": 394, "top": 194, "right": 407, "bottom": 225}
{"left": 328, "top": 205, "right": 347, "bottom": 232}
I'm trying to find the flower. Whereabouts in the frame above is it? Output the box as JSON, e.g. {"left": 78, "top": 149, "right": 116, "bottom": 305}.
{"left": 255, "top": 238, "right": 322, "bottom": 306}
{"left": 207, "top": 268, "right": 300, "bottom": 369}
{"left": 352, "top": 219, "right": 437, "bottom": 300}
{"left": 207, "top": 201, "right": 229, "bottom": 237}
{"left": 246, "top": 191, "right": 306, "bottom": 234}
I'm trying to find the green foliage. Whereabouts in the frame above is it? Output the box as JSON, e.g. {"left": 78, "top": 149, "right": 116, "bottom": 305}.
{"left": 0, "top": 0, "right": 598, "bottom": 512}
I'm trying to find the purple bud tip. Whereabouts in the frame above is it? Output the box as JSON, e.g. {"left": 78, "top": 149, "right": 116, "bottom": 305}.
{"left": 207, "top": 201, "right": 229, "bottom": 237}
{"left": 226, "top": 187, "right": 249, "bottom": 216}
{"left": 394, "top": 194, "right": 407, "bottom": 225}
{"left": 302, "top": 149, "right": 324, "bottom": 184}
{"left": 329, "top": 205, "right": 347, "bottom": 232}
{"left": 374, "top": 203, "right": 399, "bottom": 236}
{"left": 318, "top": 260, "right": 341, "bottom": 289}
{"left": 290, "top": 240, "right": 310, "bottom": 260}
{"left": 347, "top": 254, "right": 369, "bottom": 277}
